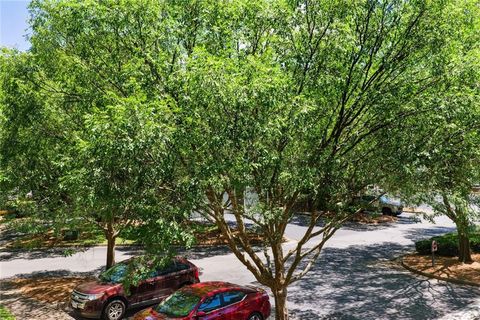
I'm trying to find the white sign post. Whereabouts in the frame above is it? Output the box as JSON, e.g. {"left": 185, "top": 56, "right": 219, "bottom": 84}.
{"left": 431, "top": 240, "right": 438, "bottom": 267}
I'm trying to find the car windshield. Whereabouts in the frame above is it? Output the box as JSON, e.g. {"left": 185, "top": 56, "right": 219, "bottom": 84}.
{"left": 99, "top": 263, "right": 128, "bottom": 283}
{"left": 155, "top": 290, "right": 201, "bottom": 317}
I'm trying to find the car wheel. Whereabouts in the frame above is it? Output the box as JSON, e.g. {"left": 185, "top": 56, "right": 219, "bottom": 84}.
{"left": 247, "top": 312, "right": 263, "bottom": 320}
{"left": 381, "top": 207, "right": 393, "bottom": 216}
{"left": 103, "top": 299, "right": 126, "bottom": 320}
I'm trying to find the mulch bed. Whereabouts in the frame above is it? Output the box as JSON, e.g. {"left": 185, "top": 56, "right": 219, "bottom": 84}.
{"left": 194, "top": 227, "right": 266, "bottom": 246}
{"left": 6, "top": 277, "right": 95, "bottom": 304}
{"left": 403, "top": 253, "right": 480, "bottom": 285}
{"left": 350, "top": 212, "right": 397, "bottom": 224}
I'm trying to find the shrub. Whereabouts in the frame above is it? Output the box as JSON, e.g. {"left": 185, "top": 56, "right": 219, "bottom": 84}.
{"left": 415, "top": 230, "right": 480, "bottom": 256}
{"left": 0, "top": 305, "right": 15, "bottom": 320}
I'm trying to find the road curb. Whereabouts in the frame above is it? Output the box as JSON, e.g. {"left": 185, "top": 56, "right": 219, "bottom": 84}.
{"left": 401, "top": 257, "right": 480, "bottom": 287}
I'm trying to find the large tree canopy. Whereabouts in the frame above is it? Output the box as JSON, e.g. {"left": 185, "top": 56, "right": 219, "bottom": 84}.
{"left": 168, "top": 1, "right": 480, "bottom": 319}
{"left": 1, "top": 1, "right": 479, "bottom": 319}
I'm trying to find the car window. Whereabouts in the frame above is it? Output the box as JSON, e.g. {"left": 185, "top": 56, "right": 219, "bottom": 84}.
{"left": 99, "top": 263, "right": 128, "bottom": 283}
{"left": 198, "top": 294, "right": 222, "bottom": 313}
{"left": 139, "top": 269, "right": 156, "bottom": 280}
{"left": 156, "top": 290, "right": 201, "bottom": 317}
{"left": 222, "top": 291, "right": 246, "bottom": 306}
{"left": 156, "top": 262, "right": 189, "bottom": 276}
{"left": 176, "top": 262, "right": 190, "bottom": 271}
{"left": 362, "top": 195, "right": 376, "bottom": 202}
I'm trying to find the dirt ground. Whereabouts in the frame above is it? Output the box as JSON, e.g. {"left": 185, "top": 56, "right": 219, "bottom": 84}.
{"left": 0, "top": 279, "right": 75, "bottom": 320}
{"left": 403, "top": 253, "right": 480, "bottom": 285}
{"left": 350, "top": 212, "right": 397, "bottom": 224}
{"left": 7, "top": 276, "right": 94, "bottom": 304}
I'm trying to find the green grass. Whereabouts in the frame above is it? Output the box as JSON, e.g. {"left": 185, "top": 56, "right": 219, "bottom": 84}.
{"left": 0, "top": 305, "right": 15, "bottom": 320}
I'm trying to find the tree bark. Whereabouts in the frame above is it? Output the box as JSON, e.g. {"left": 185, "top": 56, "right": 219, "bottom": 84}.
{"left": 441, "top": 195, "right": 473, "bottom": 264}
{"left": 273, "top": 286, "right": 289, "bottom": 320}
{"left": 105, "top": 222, "right": 117, "bottom": 270}
{"left": 458, "top": 229, "right": 473, "bottom": 264}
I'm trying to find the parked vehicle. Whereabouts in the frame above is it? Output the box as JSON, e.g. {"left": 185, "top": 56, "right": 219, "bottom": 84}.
{"left": 70, "top": 256, "right": 200, "bottom": 320}
{"left": 353, "top": 194, "right": 403, "bottom": 216}
{"left": 133, "top": 281, "right": 271, "bottom": 320}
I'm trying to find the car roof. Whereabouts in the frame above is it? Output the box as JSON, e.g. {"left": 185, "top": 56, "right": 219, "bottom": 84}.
{"left": 120, "top": 255, "right": 188, "bottom": 264}
{"left": 182, "top": 281, "right": 253, "bottom": 296}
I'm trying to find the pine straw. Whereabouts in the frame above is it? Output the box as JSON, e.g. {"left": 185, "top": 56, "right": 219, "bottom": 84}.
{"left": 350, "top": 212, "right": 397, "bottom": 224}
{"left": 7, "top": 277, "right": 95, "bottom": 304}
{"left": 194, "top": 227, "right": 266, "bottom": 246}
{"left": 403, "top": 253, "right": 480, "bottom": 285}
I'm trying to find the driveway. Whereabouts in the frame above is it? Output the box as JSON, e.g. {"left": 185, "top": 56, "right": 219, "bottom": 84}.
{"left": 1, "top": 212, "right": 479, "bottom": 319}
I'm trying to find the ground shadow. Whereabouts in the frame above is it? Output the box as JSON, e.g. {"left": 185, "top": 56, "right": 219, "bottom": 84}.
{"left": 0, "top": 245, "right": 143, "bottom": 262}
{"left": 177, "top": 245, "right": 233, "bottom": 260}
{"left": 285, "top": 242, "right": 480, "bottom": 320}
{"left": 289, "top": 213, "right": 409, "bottom": 232}
{"left": 402, "top": 226, "right": 457, "bottom": 243}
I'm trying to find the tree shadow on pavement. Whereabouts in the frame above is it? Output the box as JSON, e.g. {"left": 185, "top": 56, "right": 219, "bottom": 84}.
{"left": 289, "top": 214, "right": 399, "bottom": 232}
{"left": 0, "top": 245, "right": 143, "bottom": 262}
{"left": 0, "top": 247, "right": 83, "bottom": 262}
{"left": 401, "top": 226, "right": 456, "bottom": 243}
{"left": 178, "top": 245, "right": 236, "bottom": 260}
{"left": 6, "top": 267, "right": 105, "bottom": 280}
{"left": 286, "top": 243, "right": 480, "bottom": 320}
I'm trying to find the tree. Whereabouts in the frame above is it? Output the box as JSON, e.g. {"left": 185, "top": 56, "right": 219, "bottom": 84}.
{"left": 168, "top": 1, "right": 479, "bottom": 319}
{"left": 385, "top": 74, "right": 480, "bottom": 263}
{"left": 1, "top": 1, "right": 477, "bottom": 318}
{"left": 0, "top": 1, "right": 193, "bottom": 269}
{"left": 376, "top": 0, "right": 480, "bottom": 263}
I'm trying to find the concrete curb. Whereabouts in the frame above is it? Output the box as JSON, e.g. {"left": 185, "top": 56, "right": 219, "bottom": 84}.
{"left": 401, "top": 257, "right": 480, "bottom": 287}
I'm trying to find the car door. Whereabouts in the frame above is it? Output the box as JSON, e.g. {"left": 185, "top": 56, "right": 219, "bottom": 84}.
{"left": 219, "top": 290, "right": 247, "bottom": 319}
{"left": 152, "top": 262, "right": 181, "bottom": 301}
{"left": 196, "top": 293, "right": 224, "bottom": 320}
{"left": 129, "top": 270, "right": 157, "bottom": 306}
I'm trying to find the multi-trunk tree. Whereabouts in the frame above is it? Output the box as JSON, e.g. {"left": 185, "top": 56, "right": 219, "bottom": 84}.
{"left": 169, "top": 1, "right": 479, "bottom": 319}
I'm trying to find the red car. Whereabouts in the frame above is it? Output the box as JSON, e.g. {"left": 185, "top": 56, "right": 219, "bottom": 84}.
{"left": 133, "top": 281, "right": 270, "bottom": 320}
{"left": 70, "top": 256, "right": 200, "bottom": 320}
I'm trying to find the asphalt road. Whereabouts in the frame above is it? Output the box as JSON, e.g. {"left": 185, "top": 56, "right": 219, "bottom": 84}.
{"left": 1, "top": 212, "right": 479, "bottom": 320}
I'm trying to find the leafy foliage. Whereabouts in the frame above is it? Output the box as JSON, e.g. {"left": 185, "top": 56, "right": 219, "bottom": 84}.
{"left": 1, "top": 1, "right": 479, "bottom": 319}
{"left": 415, "top": 228, "right": 480, "bottom": 256}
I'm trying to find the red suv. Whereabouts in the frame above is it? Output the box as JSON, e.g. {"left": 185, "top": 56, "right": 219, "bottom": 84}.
{"left": 70, "top": 256, "right": 200, "bottom": 320}
{"left": 133, "top": 281, "right": 271, "bottom": 320}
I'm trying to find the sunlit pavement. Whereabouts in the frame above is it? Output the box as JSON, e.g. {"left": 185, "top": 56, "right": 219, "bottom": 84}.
{"left": 1, "top": 211, "right": 480, "bottom": 319}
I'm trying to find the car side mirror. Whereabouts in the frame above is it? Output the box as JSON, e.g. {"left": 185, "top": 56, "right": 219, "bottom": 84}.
{"left": 196, "top": 311, "right": 207, "bottom": 318}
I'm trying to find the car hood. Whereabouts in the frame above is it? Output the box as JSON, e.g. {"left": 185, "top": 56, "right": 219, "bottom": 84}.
{"left": 74, "top": 280, "right": 121, "bottom": 295}
{"left": 133, "top": 307, "right": 188, "bottom": 320}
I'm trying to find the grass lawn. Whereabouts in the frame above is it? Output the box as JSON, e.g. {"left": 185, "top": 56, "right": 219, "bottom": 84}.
{"left": 0, "top": 305, "right": 15, "bottom": 320}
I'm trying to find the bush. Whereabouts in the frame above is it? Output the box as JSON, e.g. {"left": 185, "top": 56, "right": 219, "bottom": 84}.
{"left": 415, "top": 230, "right": 480, "bottom": 256}
{"left": 0, "top": 305, "right": 15, "bottom": 320}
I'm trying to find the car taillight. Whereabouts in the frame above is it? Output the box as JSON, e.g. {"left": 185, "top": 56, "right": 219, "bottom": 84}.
{"left": 194, "top": 267, "right": 199, "bottom": 279}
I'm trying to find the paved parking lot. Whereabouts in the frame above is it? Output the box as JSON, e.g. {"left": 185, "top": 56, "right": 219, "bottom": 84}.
{"left": 1, "top": 212, "right": 479, "bottom": 319}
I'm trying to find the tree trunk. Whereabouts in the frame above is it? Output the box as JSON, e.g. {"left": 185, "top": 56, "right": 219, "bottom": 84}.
{"left": 458, "top": 232, "right": 473, "bottom": 263}
{"left": 105, "top": 222, "right": 117, "bottom": 270}
{"left": 456, "top": 217, "right": 473, "bottom": 264}
{"left": 273, "top": 287, "right": 289, "bottom": 320}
